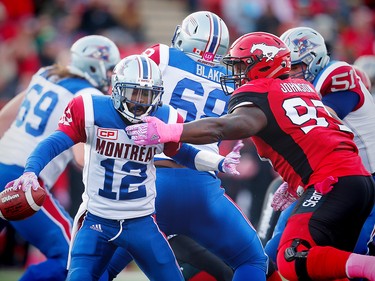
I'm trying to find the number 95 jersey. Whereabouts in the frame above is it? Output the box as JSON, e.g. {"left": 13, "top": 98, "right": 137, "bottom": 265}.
{"left": 228, "top": 77, "right": 369, "bottom": 193}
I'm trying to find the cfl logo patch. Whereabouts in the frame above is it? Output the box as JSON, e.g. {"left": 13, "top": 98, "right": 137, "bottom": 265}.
{"left": 97, "top": 128, "right": 118, "bottom": 140}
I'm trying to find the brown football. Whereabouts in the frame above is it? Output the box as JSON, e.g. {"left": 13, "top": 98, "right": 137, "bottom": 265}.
{"left": 0, "top": 186, "right": 46, "bottom": 221}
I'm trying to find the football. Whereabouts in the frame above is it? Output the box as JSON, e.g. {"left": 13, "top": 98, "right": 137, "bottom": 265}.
{"left": 0, "top": 186, "right": 46, "bottom": 221}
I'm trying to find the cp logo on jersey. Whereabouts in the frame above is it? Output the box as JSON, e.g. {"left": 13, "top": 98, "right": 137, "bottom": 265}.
{"left": 97, "top": 128, "right": 118, "bottom": 140}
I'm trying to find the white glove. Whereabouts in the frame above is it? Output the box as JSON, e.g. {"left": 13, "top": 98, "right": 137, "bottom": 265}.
{"left": 271, "top": 181, "right": 298, "bottom": 211}
{"left": 221, "top": 140, "right": 244, "bottom": 175}
{"left": 5, "top": 172, "right": 40, "bottom": 192}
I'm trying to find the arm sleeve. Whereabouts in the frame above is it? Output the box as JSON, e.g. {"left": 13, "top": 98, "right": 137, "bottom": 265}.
{"left": 24, "top": 131, "right": 74, "bottom": 175}
{"left": 171, "top": 143, "right": 225, "bottom": 172}
{"left": 322, "top": 90, "right": 360, "bottom": 119}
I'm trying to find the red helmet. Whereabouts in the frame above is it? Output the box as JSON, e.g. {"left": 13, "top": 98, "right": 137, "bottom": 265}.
{"left": 221, "top": 32, "right": 291, "bottom": 94}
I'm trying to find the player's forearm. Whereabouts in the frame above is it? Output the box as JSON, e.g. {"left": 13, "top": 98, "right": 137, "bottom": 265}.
{"left": 180, "top": 115, "right": 249, "bottom": 144}
{"left": 24, "top": 131, "right": 74, "bottom": 175}
{"left": 172, "top": 143, "right": 225, "bottom": 172}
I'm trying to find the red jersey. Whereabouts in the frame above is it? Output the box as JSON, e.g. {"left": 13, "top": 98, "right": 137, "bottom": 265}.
{"left": 228, "top": 77, "right": 370, "bottom": 192}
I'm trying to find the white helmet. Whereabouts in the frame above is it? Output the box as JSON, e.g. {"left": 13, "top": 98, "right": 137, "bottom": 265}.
{"left": 280, "top": 27, "right": 330, "bottom": 82}
{"left": 68, "top": 35, "right": 120, "bottom": 92}
{"left": 111, "top": 55, "right": 164, "bottom": 123}
{"left": 171, "top": 11, "right": 229, "bottom": 65}
{"left": 354, "top": 55, "right": 375, "bottom": 91}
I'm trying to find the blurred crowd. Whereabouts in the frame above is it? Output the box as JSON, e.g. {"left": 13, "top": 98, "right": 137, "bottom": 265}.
{"left": 0, "top": 0, "right": 146, "bottom": 102}
{"left": 198, "top": 0, "right": 375, "bottom": 62}
{"left": 0, "top": 0, "right": 374, "bottom": 101}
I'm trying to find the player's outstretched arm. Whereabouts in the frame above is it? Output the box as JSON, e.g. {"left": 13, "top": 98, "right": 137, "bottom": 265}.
{"left": 127, "top": 106, "right": 267, "bottom": 145}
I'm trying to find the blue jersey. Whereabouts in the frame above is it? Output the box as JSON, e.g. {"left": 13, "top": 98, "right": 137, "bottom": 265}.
{"left": 144, "top": 44, "right": 231, "bottom": 159}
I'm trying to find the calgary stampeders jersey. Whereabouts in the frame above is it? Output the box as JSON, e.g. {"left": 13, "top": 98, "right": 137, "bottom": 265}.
{"left": 143, "top": 44, "right": 231, "bottom": 158}
{"left": 228, "top": 77, "right": 370, "bottom": 193}
{"left": 314, "top": 60, "right": 375, "bottom": 174}
{"left": 0, "top": 67, "right": 101, "bottom": 189}
{"left": 57, "top": 94, "right": 181, "bottom": 220}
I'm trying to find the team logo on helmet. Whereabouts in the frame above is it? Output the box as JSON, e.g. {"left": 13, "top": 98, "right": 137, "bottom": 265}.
{"left": 292, "top": 36, "right": 319, "bottom": 57}
{"left": 250, "top": 43, "right": 286, "bottom": 62}
{"left": 88, "top": 45, "right": 110, "bottom": 61}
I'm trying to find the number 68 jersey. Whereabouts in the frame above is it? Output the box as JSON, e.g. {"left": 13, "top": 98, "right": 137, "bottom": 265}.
{"left": 228, "top": 77, "right": 370, "bottom": 193}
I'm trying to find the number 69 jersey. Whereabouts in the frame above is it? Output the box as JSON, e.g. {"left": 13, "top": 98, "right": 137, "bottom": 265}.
{"left": 228, "top": 77, "right": 370, "bottom": 193}
{"left": 143, "top": 44, "right": 231, "bottom": 158}
{"left": 0, "top": 67, "right": 101, "bottom": 189}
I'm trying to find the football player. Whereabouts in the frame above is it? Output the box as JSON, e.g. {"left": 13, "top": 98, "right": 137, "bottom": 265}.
{"left": 126, "top": 32, "right": 375, "bottom": 281}
{"left": 265, "top": 27, "right": 375, "bottom": 262}
{"left": 102, "top": 11, "right": 272, "bottom": 281}
{"left": 0, "top": 35, "right": 120, "bottom": 281}
{"left": 5, "top": 54, "right": 243, "bottom": 280}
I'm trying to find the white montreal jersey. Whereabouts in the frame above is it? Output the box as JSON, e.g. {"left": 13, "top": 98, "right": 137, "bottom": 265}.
{"left": 314, "top": 60, "right": 375, "bottom": 174}
{"left": 0, "top": 67, "right": 101, "bottom": 189}
{"left": 144, "top": 43, "right": 231, "bottom": 159}
{"left": 57, "top": 94, "right": 181, "bottom": 220}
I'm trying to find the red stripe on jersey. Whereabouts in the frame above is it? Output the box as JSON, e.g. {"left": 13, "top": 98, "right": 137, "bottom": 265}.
{"left": 41, "top": 189, "right": 72, "bottom": 240}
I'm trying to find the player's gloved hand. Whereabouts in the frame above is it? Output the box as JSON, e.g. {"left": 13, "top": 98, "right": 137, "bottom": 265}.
{"left": 5, "top": 172, "right": 40, "bottom": 192}
{"left": 126, "top": 116, "right": 183, "bottom": 145}
{"left": 221, "top": 140, "right": 244, "bottom": 175}
{"left": 314, "top": 176, "right": 338, "bottom": 195}
{"left": 271, "top": 182, "right": 298, "bottom": 211}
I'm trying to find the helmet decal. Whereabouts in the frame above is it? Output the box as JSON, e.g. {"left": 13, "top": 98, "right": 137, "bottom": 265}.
{"left": 87, "top": 45, "right": 111, "bottom": 61}
{"left": 203, "top": 13, "right": 221, "bottom": 61}
{"left": 292, "top": 36, "right": 319, "bottom": 57}
{"left": 136, "top": 55, "right": 154, "bottom": 85}
{"left": 250, "top": 43, "right": 287, "bottom": 62}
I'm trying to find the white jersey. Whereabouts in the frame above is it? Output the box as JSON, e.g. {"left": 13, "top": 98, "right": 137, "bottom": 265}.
{"left": 314, "top": 61, "right": 375, "bottom": 174}
{"left": 144, "top": 44, "right": 232, "bottom": 159}
{"left": 57, "top": 94, "right": 183, "bottom": 220}
{"left": 0, "top": 67, "right": 102, "bottom": 189}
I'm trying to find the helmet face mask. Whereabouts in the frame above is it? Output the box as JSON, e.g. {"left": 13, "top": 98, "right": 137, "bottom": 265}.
{"left": 280, "top": 27, "right": 330, "bottom": 82}
{"left": 69, "top": 35, "right": 121, "bottom": 92}
{"left": 111, "top": 55, "right": 164, "bottom": 123}
{"left": 220, "top": 32, "right": 291, "bottom": 95}
{"left": 171, "top": 11, "right": 230, "bottom": 65}
{"left": 290, "top": 62, "right": 309, "bottom": 80}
